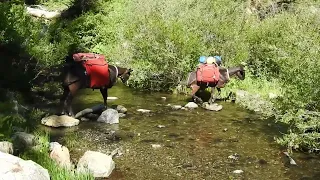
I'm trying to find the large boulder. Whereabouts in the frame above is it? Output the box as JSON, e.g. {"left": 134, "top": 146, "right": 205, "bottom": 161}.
{"left": 11, "top": 132, "right": 36, "bottom": 151}
{"left": 49, "top": 142, "right": 72, "bottom": 168}
{"left": 97, "top": 109, "right": 119, "bottom": 124}
{"left": 0, "top": 141, "right": 13, "bottom": 154}
{"left": 0, "top": 151, "right": 50, "bottom": 180}
{"left": 41, "top": 115, "right": 80, "bottom": 127}
{"left": 77, "top": 151, "right": 115, "bottom": 178}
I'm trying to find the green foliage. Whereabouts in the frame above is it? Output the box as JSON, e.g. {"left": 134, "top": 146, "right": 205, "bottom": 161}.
{"left": 275, "top": 110, "right": 320, "bottom": 152}
{"left": 1, "top": 0, "right": 320, "bottom": 152}
{"left": 246, "top": 4, "right": 320, "bottom": 110}
{"left": 0, "top": 97, "right": 27, "bottom": 140}
{"left": 0, "top": 114, "right": 26, "bottom": 140}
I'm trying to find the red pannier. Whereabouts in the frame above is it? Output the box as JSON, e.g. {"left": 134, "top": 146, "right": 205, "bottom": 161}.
{"left": 73, "top": 53, "right": 110, "bottom": 88}
{"left": 196, "top": 64, "right": 220, "bottom": 84}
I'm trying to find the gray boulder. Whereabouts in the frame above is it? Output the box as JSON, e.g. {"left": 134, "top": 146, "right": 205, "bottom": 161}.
{"left": 11, "top": 132, "right": 36, "bottom": 151}
{"left": 77, "top": 151, "right": 115, "bottom": 178}
{"left": 97, "top": 109, "right": 119, "bottom": 124}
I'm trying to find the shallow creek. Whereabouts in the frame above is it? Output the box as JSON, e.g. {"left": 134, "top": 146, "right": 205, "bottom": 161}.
{"left": 41, "top": 84, "right": 320, "bottom": 180}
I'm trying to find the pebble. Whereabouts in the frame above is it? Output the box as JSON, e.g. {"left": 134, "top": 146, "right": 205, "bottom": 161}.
{"left": 151, "top": 144, "right": 161, "bottom": 149}
{"left": 157, "top": 125, "right": 166, "bottom": 128}
{"left": 233, "top": 170, "right": 244, "bottom": 174}
{"left": 137, "top": 109, "right": 151, "bottom": 113}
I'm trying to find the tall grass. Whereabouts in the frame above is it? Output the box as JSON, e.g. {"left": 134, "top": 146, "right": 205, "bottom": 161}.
{"left": 21, "top": 132, "right": 94, "bottom": 180}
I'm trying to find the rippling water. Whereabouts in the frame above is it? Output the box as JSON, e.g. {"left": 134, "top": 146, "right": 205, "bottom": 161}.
{"left": 43, "top": 84, "right": 320, "bottom": 180}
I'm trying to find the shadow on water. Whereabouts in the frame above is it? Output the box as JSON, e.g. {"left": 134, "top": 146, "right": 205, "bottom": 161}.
{"left": 43, "top": 83, "right": 320, "bottom": 180}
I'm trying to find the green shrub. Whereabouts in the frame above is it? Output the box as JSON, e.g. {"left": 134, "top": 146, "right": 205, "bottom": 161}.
{"left": 2, "top": 0, "right": 320, "bottom": 152}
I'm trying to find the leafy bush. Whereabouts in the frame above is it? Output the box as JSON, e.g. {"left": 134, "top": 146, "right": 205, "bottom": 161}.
{"left": 2, "top": 0, "right": 320, "bottom": 152}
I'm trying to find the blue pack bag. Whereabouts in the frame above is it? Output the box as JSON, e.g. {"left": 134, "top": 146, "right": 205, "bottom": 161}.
{"left": 199, "top": 56, "right": 206, "bottom": 64}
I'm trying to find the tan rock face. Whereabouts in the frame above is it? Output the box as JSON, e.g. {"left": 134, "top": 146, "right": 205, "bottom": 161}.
{"left": 202, "top": 102, "right": 223, "bottom": 111}
{"left": 41, "top": 115, "right": 80, "bottom": 127}
{"left": 77, "top": 151, "right": 115, "bottom": 178}
{"left": 49, "top": 142, "right": 72, "bottom": 168}
{"left": 0, "top": 151, "right": 50, "bottom": 180}
{"left": 0, "top": 141, "right": 13, "bottom": 154}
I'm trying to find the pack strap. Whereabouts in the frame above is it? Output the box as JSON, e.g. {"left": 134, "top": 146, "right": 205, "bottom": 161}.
{"left": 226, "top": 69, "right": 230, "bottom": 81}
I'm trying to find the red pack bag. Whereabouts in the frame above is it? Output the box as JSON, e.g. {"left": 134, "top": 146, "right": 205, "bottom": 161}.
{"left": 73, "top": 53, "right": 105, "bottom": 62}
{"left": 72, "top": 53, "right": 110, "bottom": 88}
{"left": 196, "top": 64, "right": 220, "bottom": 83}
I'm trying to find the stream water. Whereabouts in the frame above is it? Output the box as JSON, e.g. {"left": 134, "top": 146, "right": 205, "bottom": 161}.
{"left": 41, "top": 84, "right": 320, "bottom": 180}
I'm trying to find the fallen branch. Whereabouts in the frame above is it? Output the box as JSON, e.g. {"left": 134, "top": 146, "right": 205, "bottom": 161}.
{"left": 26, "top": 5, "right": 61, "bottom": 19}
{"left": 75, "top": 104, "right": 105, "bottom": 119}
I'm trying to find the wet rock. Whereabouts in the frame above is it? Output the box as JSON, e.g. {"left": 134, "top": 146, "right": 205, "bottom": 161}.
{"left": 0, "top": 141, "right": 13, "bottom": 154}
{"left": 151, "top": 144, "right": 161, "bottom": 149}
{"left": 118, "top": 113, "right": 126, "bottom": 118}
{"left": 233, "top": 169, "right": 243, "bottom": 174}
{"left": 77, "top": 151, "right": 115, "bottom": 178}
{"left": 105, "top": 130, "right": 116, "bottom": 140}
{"left": 0, "top": 151, "right": 50, "bottom": 180}
{"left": 185, "top": 102, "right": 198, "bottom": 109}
{"left": 80, "top": 117, "right": 90, "bottom": 121}
{"left": 85, "top": 113, "right": 100, "bottom": 120}
{"left": 49, "top": 142, "right": 72, "bottom": 168}
{"left": 202, "top": 102, "right": 223, "bottom": 111}
{"left": 137, "top": 109, "right": 151, "bottom": 113}
{"left": 12, "top": 132, "right": 36, "bottom": 151}
{"left": 97, "top": 109, "right": 119, "bottom": 124}
{"left": 75, "top": 104, "right": 105, "bottom": 118}
{"left": 172, "top": 105, "right": 182, "bottom": 110}
{"left": 41, "top": 115, "right": 80, "bottom": 127}
{"left": 283, "top": 151, "right": 297, "bottom": 165}
{"left": 116, "top": 105, "right": 127, "bottom": 114}
{"left": 228, "top": 153, "right": 240, "bottom": 161}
